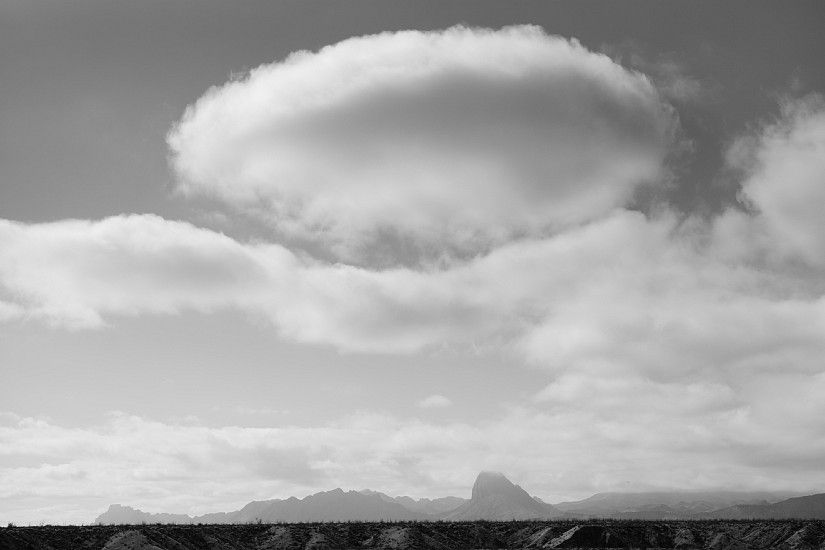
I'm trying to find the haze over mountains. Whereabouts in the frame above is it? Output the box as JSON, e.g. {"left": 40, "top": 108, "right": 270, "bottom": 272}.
{"left": 95, "top": 472, "right": 824, "bottom": 525}
{"left": 552, "top": 491, "right": 799, "bottom": 520}
{"left": 701, "top": 493, "right": 825, "bottom": 520}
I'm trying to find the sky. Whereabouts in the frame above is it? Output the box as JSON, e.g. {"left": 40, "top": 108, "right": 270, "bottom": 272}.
{"left": 2, "top": 0, "right": 825, "bottom": 525}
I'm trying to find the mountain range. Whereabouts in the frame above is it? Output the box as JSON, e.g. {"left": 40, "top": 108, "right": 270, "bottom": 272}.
{"left": 701, "top": 493, "right": 825, "bottom": 520}
{"left": 95, "top": 471, "right": 822, "bottom": 524}
{"left": 552, "top": 490, "right": 798, "bottom": 519}
{"left": 97, "top": 489, "right": 427, "bottom": 525}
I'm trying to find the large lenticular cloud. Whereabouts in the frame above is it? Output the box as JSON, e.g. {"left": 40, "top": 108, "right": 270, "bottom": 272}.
{"left": 168, "top": 25, "right": 675, "bottom": 258}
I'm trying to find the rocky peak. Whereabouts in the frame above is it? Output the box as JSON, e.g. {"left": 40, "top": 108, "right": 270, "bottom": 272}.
{"left": 471, "top": 471, "right": 527, "bottom": 501}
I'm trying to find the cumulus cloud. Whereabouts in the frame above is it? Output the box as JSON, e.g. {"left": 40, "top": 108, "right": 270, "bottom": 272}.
{"left": 0, "top": 209, "right": 683, "bottom": 354}
{"left": 417, "top": 395, "right": 452, "bottom": 409}
{"left": 0, "top": 213, "right": 515, "bottom": 350}
{"left": 0, "top": 215, "right": 289, "bottom": 328}
{"left": 168, "top": 25, "right": 674, "bottom": 260}
{"left": 2, "top": 188, "right": 825, "bottom": 363}
{"left": 723, "top": 94, "right": 825, "bottom": 266}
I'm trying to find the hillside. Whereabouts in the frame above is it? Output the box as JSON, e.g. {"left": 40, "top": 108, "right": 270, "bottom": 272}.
{"left": 5, "top": 520, "right": 825, "bottom": 549}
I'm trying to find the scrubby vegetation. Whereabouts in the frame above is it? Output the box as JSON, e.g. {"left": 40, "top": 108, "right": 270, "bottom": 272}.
{"left": 2, "top": 519, "right": 825, "bottom": 549}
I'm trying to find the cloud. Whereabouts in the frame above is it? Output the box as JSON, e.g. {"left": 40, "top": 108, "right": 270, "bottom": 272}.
{"left": 0, "top": 209, "right": 679, "bottom": 354}
{"left": 603, "top": 43, "right": 709, "bottom": 105}
{"left": 0, "top": 212, "right": 509, "bottom": 350}
{"left": 0, "top": 208, "right": 726, "bottom": 360}
{"left": 723, "top": 94, "right": 825, "bottom": 266}
{"left": 0, "top": 215, "right": 289, "bottom": 328}
{"left": 417, "top": 395, "right": 452, "bottom": 409}
{"left": 0, "top": 213, "right": 519, "bottom": 350}
{"left": 168, "top": 25, "right": 674, "bottom": 261}
{"left": 2, "top": 188, "right": 824, "bottom": 363}
{"left": 0, "top": 299, "right": 24, "bottom": 321}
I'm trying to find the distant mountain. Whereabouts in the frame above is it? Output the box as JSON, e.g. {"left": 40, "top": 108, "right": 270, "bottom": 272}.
{"left": 93, "top": 504, "right": 193, "bottom": 525}
{"left": 239, "top": 489, "right": 426, "bottom": 522}
{"left": 96, "top": 489, "right": 425, "bottom": 525}
{"left": 442, "top": 471, "right": 563, "bottom": 520}
{"left": 359, "top": 489, "right": 467, "bottom": 515}
{"left": 395, "top": 495, "right": 468, "bottom": 515}
{"left": 703, "top": 493, "right": 825, "bottom": 520}
{"left": 553, "top": 491, "right": 790, "bottom": 519}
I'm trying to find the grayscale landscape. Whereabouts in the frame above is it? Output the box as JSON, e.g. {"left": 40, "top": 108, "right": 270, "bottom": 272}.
{"left": 5, "top": 473, "right": 825, "bottom": 548}
{"left": 2, "top": 1, "right": 825, "bottom": 548}
{"left": 5, "top": 473, "right": 825, "bottom": 549}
